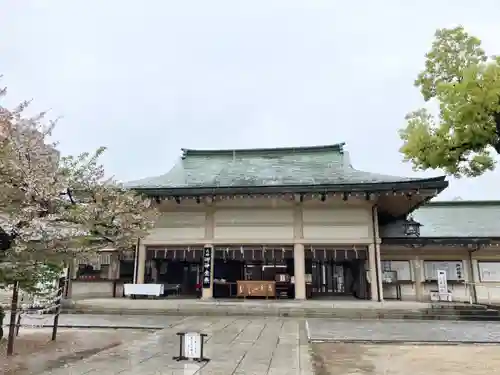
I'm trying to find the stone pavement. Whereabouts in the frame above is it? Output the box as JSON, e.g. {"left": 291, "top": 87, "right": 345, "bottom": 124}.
{"left": 38, "top": 317, "right": 314, "bottom": 375}
{"left": 7, "top": 314, "right": 500, "bottom": 344}
{"left": 307, "top": 318, "right": 500, "bottom": 343}
{"left": 4, "top": 313, "right": 173, "bottom": 329}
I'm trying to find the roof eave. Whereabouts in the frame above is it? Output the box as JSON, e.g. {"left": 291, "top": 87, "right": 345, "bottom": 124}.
{"left": 131, "top": 178, "right": 448, "bottom": 197}
{"left": 382, "top": 237, "right": 500, "bottom": 245}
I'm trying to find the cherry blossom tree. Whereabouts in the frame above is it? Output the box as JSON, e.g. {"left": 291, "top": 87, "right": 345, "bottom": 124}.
{"left": 0, "top": 84, "right": 158, "bottom": 351}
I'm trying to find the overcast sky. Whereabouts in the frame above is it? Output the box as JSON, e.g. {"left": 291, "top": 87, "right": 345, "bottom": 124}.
{"left": 1, "top": 0, "right": 499, "bottom": 200}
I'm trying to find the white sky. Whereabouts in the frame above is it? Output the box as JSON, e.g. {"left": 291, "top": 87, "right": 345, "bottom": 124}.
{"left": 1, "top": 0, "right": 500, "bottom": 200}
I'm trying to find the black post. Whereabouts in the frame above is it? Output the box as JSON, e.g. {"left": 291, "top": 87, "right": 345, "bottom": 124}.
{"left": 64, "top": 264, "right": 71, "bottom": 298}
{"left": 7, "top": 281, "right": 19, "bottom": 356}
{"left": 51, "top": 277, "right": 64, "bottom": 341}
{"left": 173, "top": 332, "right": 186, "bottom": 361}
{"left": 15, "top": 313, "right": 21, "bottom": 336}
{"left": 133, "top": 239, "right": 140, "bottom": 283}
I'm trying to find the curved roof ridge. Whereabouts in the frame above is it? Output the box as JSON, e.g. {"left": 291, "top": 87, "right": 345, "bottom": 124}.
{"left": 181, "top": 143, "right": 345, "bottom": 158}
{"left": 341, "top": 152, "right": 446, "bottom": 183}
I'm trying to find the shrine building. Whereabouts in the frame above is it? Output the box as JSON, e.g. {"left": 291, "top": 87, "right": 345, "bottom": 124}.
{"left": 69, "top": 144, "right": 500, "bottom": 304}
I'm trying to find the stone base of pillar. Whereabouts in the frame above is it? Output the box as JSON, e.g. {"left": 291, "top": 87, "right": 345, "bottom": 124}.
{"left": 201, "top": 288, "right": 213, "bottom": 300}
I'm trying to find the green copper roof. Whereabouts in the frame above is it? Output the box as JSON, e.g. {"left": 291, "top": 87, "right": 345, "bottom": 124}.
{"left": 126, "top": 144, "right": 446, "bottom": 190}
{"left": 381, "top": 201, "right": 500, "bottom": 238}
{"left": 414, "top": 201, "right": 500, "bottom": 238}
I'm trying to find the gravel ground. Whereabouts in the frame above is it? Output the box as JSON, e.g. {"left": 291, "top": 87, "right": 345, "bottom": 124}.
{"left": 0, "top": 328, "right": 150, "bottom": 375}
{"left": 311, "top": 342, "right": 500, "bottom": 375}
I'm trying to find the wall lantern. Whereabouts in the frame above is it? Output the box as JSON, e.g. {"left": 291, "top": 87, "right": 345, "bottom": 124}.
{"left": 404, "top": 216, "right": 421, "bottom": 237}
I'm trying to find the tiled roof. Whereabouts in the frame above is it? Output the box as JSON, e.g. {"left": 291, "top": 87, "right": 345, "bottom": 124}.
{"left": 382, "top": 201, "right": 500, "bottom": 238}
{"left": 126, "top": 144, "right": 443, "bottom": 189}
{"left": 414, "top": 201, "right": 500, "bottom": 238}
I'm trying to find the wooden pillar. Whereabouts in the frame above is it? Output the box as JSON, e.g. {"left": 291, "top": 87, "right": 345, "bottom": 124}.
{"left": 368, "top": 244, "right": 378, "bottom": 301}
{"left": 294, "top": 243, "right": 306, "bottom": 300}
{"left": 412, "top": 257, "right": 424, "bottom": 301}
{"left": 201, "top": 245, "right": 214, "bottom": 300}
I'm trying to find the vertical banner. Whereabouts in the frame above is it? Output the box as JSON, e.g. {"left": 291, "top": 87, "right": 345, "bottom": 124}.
{"left": 437, "top": 269, "right": 448, "bottom": 294}
{"left": 202, "top": 246, "right": 212, "bottom": 289}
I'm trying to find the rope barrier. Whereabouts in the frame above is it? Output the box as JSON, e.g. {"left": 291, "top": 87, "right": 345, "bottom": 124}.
{"left": 21, "top": 303, "right": 61, "bottom": 316}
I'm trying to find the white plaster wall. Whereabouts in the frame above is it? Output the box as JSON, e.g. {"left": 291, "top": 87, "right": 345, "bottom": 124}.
{"left": 143, "top": 204, "right": 375, "bottom": 245}
{"left": 144, "top": 211, "right": 206, "bottom": 244}
{"left": 380, "top": 246, "right": 500, "bottom": 303}
{"left": 470, "top": 251, "right": 500, "bottom": 304}
{"left": 475, "top": 284, "right": 500, "bottom": 304}
{"left": 70, "top": 281, "right": 115, "bottom": 299}
{"left": 302, "top": 207, "right": 372, "bottom": 242}
{"left": 213, "top": 208, "right": 294, "bottom": 241}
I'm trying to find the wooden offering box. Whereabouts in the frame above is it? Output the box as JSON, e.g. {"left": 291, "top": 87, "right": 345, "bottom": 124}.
{"left": 237, "top": 280, "right": 276, "bottom": 298}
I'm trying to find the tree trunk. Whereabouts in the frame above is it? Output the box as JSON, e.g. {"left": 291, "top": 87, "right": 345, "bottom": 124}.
{"left": 6, "top": 281, "right": 19, "bottom": 356}
{"left": 494, "top": 111, "right": 500, "bottom": 153}
{"left": 51, "top": 277, "right": 64, "bottom": 341}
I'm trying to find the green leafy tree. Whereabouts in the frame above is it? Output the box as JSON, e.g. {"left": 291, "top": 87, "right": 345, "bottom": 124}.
{"left": 399, "top": 26, "right": 500, "bottom": 177}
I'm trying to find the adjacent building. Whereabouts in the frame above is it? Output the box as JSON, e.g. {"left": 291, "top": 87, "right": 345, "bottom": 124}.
{"left": 69, "top": 144, "right": 500, "bottom": 304}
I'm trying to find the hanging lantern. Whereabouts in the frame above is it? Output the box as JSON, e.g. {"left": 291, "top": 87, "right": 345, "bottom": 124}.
{"left": 404, "top": 216, "right": 421, "bottom": 237}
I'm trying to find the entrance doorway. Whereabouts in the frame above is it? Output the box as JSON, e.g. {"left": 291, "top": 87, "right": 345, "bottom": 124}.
{"left": 153, "top": 260, "right": 201, "bottom": 297}
{"left": 305, "top": 247, "right": 368, "bottom": 299}
{"left": 311, "top": 261, "right": 346, "bottom": 295}
{"left": 144, "top": 246, "right": 205, "bottom": 298}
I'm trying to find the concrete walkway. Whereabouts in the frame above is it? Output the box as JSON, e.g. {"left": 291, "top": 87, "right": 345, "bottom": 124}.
{"left": 39, "top": 317, "right": 314, "bottom": 375}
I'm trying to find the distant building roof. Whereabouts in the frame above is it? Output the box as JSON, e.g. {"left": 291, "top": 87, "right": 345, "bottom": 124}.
{"left": 414, "top": 200, "right": 500, "bottom": 238}
{"left": 381, "top": 200, "right": 500, "bottom": 239}
{"left": 125, "top": 144, "right": 446, "bottom": 193}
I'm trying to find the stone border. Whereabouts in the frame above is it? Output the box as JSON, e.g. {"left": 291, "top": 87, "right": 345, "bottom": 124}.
{"left": 1, "top": 323, "right": 162, "bottom": 329}
{"left": 309, "top": 338, "right": 500, "bottom": 346}
{"left": 308, "top": 338, "right": 500, "bottom": 345}
{"left": 304, "top": 319, "right": 500, "bottom": 345}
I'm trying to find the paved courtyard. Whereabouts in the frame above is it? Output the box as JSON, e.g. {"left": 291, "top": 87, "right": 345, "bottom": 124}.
{"left": 8, "top": 314, "right": 500, "bottom": 343}
{"left": 307, "top": 318, "right": 500, "bottom": 343}
{"left": 4, "top": 315, "right": 500, "bottom": 374}
{"left": 37, "top": 317, "right": 313, "bottom": 375}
